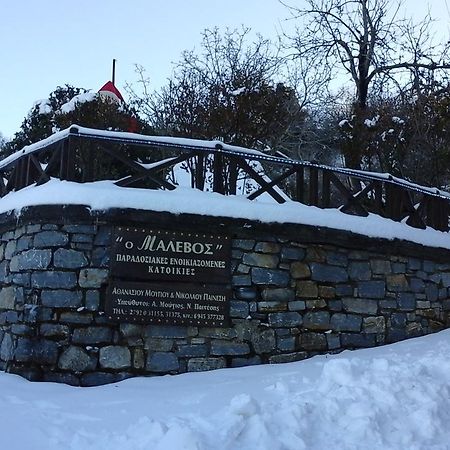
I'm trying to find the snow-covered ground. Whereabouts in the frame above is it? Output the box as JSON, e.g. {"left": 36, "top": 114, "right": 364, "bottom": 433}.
{"left": 1, "top": 330, "right": 450, "bottom": 450}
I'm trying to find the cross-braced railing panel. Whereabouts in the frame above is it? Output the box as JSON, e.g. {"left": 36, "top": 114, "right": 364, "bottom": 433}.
{"left": 1, "top": 125, "right": 449, "bottom": 232}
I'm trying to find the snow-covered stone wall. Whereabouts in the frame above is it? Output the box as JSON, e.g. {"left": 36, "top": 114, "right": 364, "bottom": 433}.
{"left": 0, "top": 205, "right": 449, "bottom": 386}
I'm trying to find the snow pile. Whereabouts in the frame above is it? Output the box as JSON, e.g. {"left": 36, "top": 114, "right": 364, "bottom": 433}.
{"left": 59, "top": 92, "right": 97, "bottom": 114}
{"left": 31, "top": 99, "right": 52, "bottom": 115}
{"left": 1, "top": 330, "right": 450, "bottom": 449}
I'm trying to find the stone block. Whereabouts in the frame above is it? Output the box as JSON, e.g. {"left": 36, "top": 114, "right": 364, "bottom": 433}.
{"left": 251, "top": 268, "right": 289, "bottom": 286}
{"left": 85, "top": 290, "right": 100, "bottom": 311}
{"left": 10, "top": 249, "right": 52, "bottom": 272}
{"left": 242, "top": 252, "right": 279, "bottom": 268}
{"left": 99, "top": 346, "right": 131, "bottom": 369}
{"left": 187, "top": 357, "right": 226, "bottom": 372}
{"left": 326, "top": 252, "right": 348, "bottom": 267}
{"left": 91, "top": 247, "right": 109, "bottom": 267}
{"left": 288, "top": 300, "right": 306, "bottom": 311}
{"left": 235, "top": 287, "right": 257, "bottom": 300}
{"left": 32, "top": 340, "right": 59, "bottom": 365}
{"left": 300, "top": 332, "right": 327, "bottom": 351}
{"left": 341, "top": 333, "right": 376, "bottom": 348}
{"left": 349, "top": 261, "right": 371, "bottom": 281}
{"left": 342, "top": 298, "right": 378, "bottom": 315}
{"left": 425, "top": 285, "right": 438, "bottom": 302}
{"left": 198, "top": 328, "right": 237, "bottom": 339}
{"left": 392, "top": 262, "right": 406, "bottom": 274}
{"left": 11, "top": 273, "right": 30, "bottom": 287}
{"left": 40, "top": 324, "right": 70, "bottom": 338}
{"left": 31, "top": 272, "right": 77, "bottom": 289}
{"left": 144, "top": 338, "right": 174, "bottom": 352}
{"left": 330, "top": 313, "right": 362, "bottom": 332}
{"left": 34, "top": 231, "right": 68, "bottom": 248}
{"left": 72, "top": 327, "right": 113, "bottom": 344}
{"left": 391, "top": 312, "right": 407, "bottom": 328}
{"left": 358, "top": 281, "right": 385, "bottom": 299}
{"left": 176, "top": 345, "right": 208, "bottom": 358}
{"left": 295, "top": 281, "right": 318, "bottom": 298}
{"left": 63, "top": 225, "right": 97, "bottom": 234}
{"left": 397, "top": 293, "right": 415, "bottom": 311}
{"left": 59, "top": 312, "right": 93, "bottom": 324}
{"left": 230, "top": 300, "right": 249, "bottom": 318}
{"left": 0, "top": 286, "right": 17, "bottom": 310}
{"left": 258, "top": 301, "right": 287, "bottom": 312}
{"left": 441, "top": 273, "right": 450, "bottom": 288}
{"left": 147, "top": 352, "right": 179, "bottom": 372}
{"left": 0, "top": 334, "right": 13, "bottom": 361}
{"left": 210, "top": 340, "right": 250, "bottom": 355}
{"left": 41, "top": 290, "right": 82, "bottom": 308}
{"left": 146, "top": 325, "right": 188, "bottom": 339}
{"left": 328, "top": 300, "right": 342, "bottom": 311}
{"left": 310, "top": 263, "right": 348, "bottom": 283}
{"left": 252, "top": 329, "right": 276, "bottom": 353}
{"left": 387, "top": 329, "right": 407, "bottom": 343}
{"left": 406, "top": 322, "right": 424, "bottom": 337}
{"left": 281, "top": 247, "right": 305, "bottom": 261}
{"left": 379, "top": 299, "right": 397, "bottom": 309}
{"left": 363, "top": 316, "right": 386, "bottom": 334}
{"left": 231, "top": 356, "right": 262, "bottom": 368}
{"left": 11, "top": 324, "right": 33, "bottom": 336}
{"left": 269, "top": 352, "right": 308, "bottom": 364}
{"left": 326, "top": 333, "right": 341, "bottom": 350}
{"left": 261, "top": 288, "right": 295, "bottom": 302}
{"left": 59, "top": 346, "right": 97, "bottom": 372}
{"left": 306, "top": 299, "right": 327, "bottom": 309}
{"left": 54, "top": 249, "right": 88, "bottom": 269}
{"left": 407, "top": 258, "right": 422, "bottom": 271}
{"left": 303, "top": 311, "right": 330, "bottom": 330}
{"left": 254, "top": 242, "right": 280, "bottom": 254}
{"left": 78, "top": 269, "right": 108, "bottom": 288}
{"left": 277, "top": 336, "right": 296, "bottom": 351}
{"left": 94, "top": 227, "right": 111, "bottom": 246}
{"left": 81, "top": 372, "right": 130, "bottom": 387}
{"left": 386, "top": 274, "right": 409, "bottom": 292}
{"left": 232, "top": 275, "right": 251, "bottom": 286}
{"left": 290, "top": 262, "right": 311, "bottom": 279}
{"left": 423, "top": 260, "right": 436, "bottom": 272}
{"left": 318, "top": 286, "right": 335, "bottom": 299}
{"left": 336, "top": 285, "right": 353, "bottom": 296}
{"left": 268, "top": 312, "right": 302, "bottom": 327}
{"left": 4, "top": 241, "right": 16, "bottom": 259}
{"left": 370, "top": 259, "right": 391, "bottom": 275}
{"left": 409, "top": 278, "right": 425, "bottom": 292}
{"left": 0, "top": 261, "right": 9, "bottom": 284}
{"left": 232, "top": 239, "right": 255, "bottom": 250}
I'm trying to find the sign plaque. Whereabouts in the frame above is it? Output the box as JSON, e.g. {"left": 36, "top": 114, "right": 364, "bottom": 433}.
{"left": 106, "top": 280, "right": 230, "bottom": 327}
{"left": 107, "top": 227, "right": 232, "bottom": 327}
{"left": 111, "top": 227, "right": 230, "bottom": 284}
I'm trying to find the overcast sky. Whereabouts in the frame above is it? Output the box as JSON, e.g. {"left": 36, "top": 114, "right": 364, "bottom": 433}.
{"left": 1, "top": 0, "right": 449, "bottom": 138}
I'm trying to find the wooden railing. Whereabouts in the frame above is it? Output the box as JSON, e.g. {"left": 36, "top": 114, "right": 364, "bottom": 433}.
{"left": 0, "top": 125, "right": 449, "bottom": 232}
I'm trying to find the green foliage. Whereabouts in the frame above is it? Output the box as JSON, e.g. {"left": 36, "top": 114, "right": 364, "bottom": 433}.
{"left": 1, "top": 84, "right": 150, "bottom": 158}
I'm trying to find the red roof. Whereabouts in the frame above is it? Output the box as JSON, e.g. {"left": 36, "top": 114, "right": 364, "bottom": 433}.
{"left": 98, "top": 81, "right": 124, "bottom": 102}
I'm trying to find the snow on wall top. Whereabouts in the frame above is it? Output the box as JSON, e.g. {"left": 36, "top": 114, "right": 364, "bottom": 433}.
{"left": 0, "top": 179, "right": 449, "bottom": 251}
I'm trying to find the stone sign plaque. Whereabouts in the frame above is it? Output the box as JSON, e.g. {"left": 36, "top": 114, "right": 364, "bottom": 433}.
{"left": 111, "top": 227, "right": 231, "bottom": 284}
{"left": 106, "top": 279, "right": 230, "bottom": 327}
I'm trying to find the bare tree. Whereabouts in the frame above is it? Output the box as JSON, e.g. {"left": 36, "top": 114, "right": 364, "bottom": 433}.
{"left": 282, "top": 0, "right": 450, "bottom": 167}
{"left": 284, "top": 0, "right": 450, "bottom": 107}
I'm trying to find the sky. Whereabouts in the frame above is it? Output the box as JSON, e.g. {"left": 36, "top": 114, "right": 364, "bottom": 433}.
{"left": 1, "top": 0, "right": 449, "bottom": 139}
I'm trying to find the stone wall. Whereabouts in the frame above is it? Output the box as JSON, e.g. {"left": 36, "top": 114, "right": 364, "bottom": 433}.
{"left": 0, "top": 205, "right": 449, "bottom": 386}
